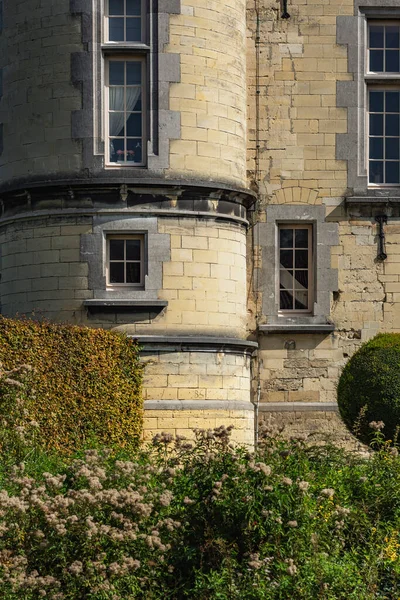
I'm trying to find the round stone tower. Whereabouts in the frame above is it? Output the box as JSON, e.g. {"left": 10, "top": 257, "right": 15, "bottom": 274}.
{"left": 0, "top": 0, "right": 256, "bottom": 444}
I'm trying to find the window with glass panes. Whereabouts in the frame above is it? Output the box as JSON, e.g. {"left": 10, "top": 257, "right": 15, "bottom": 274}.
{"left": 107, "top": 59, "right": 144, "bottom": 165}
{"left": 369, "top": 89, "right": 400, "bottom": 184}
{"left": 368, "top": 23, "right": 400, "bottom": 185}
{"left": 107, "top": 236, "right": 144, "bottom": 286}
{"left": 278, "top": 225, "right": 313, "bottom": 312}
{"left": 107, "top": 0, "right": 144, "bottom": 43}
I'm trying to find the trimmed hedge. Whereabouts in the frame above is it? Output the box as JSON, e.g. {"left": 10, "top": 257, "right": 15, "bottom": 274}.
{"left": 0, "top": 317, "right": 143, "bottom": 453}
{"left": 337, "top": 333, "right": 400, "bottom": 444}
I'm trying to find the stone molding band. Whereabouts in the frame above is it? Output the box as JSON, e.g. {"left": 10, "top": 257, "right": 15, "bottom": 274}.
{"left": 0, "top": 209, "right": 249, "bottom": 228}
{"left": 144, "top": 401, "right": 339, "bottom": 413}
{"left": 144, "top": 400, "right": 254, "bottom": 412}
{"left": 259, "top": 402, "right": 339, "bottom": 413}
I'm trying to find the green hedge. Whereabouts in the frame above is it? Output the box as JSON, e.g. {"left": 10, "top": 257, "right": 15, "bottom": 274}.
{"left": 337, "top": 332, "right": 400, "bottom": 444}
{"left": 0, "top": 317, "right": 143, "bottom": 453}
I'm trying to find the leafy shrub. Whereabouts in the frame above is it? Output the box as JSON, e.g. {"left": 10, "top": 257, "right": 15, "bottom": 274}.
{"left": 0, "top": 317, "right": 143, "bottom": 453}
{"left": 337, "top": 333, "right": 400, "bottom": 445}
{"left": 2, "top": 382, "right": 400, "bottom": 600}
{"left": 5, "top": 337, "right": 400, "bottom": 598}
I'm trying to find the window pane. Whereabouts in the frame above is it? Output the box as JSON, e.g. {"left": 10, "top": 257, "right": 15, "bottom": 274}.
{"left": 386, "top": 138, "right": 400, "bottom": 160}
{"left": 126, "top": 17, "right": 141, "bottom": 41}
{"left": 386, "top": 161, "right": 400, "bottom": 183}
{"left": 370, "top": 137, "right": 383, "bottom": 159}
{"left": 126, "top": 113, "right": 142, "bottom": 137}
{"left": 386, "top": 50, "right": 400, "bottom": 72}
{"left": 126, "top": 263, "right": 141, "bottom": 284}
{"left": 109, "top": 62, "right": 125, "bottom": 86}
{"left": 386, "top": 91, "right": 400, "bottom": 113}
{"left": 280, "top": 250, "right": 293, "bottom": 268}
{"left": 369, "top": 161, "right": 384, "bottom": 183}
{"left": 109, "top": 17, "right": 124, "bottom": 41}
{"left": 127, "top": 139, "right": 142, "bottom": 163}
{"left": 370, "top": 49, "right": 384, "bottom": 71}
{"left": 110, "top": 239, "right": 124, "bottom": 260}
{"left": 279, "top": 228, "right": 293, "bottom": 248}
{"left": 109, "top": 88, "right": 125, "bottom": 111}
{"left": 295, "top": 250, "right": 308, "bottom": 269}
{"left": 386, "top": 114, "right": 399, "bottom": 136}
{"left": 110, "top": 262, "right": 125, "bottom": 283}
{"left": 126, "top": 239, "right": 141, "bottom": 260}
{"left": 295, "top": 229, "right": 309, "bottom": 248}
{"left": 127, "top": 0, "right": 141, "bottom": 15}
{"left": 280, "top": 289, "right": 293, "bottom": 310}
{"left": 295, "top": 291, "right": 308, "bottom": 310}
{"left": 370, "top": 25, "right": 384, "bottom": 48}
{"left": 126, "top": 62, "right": 142, "bottom": 85}
{"left": 109, "top": 0, "right": 124, "bottom": 15}
{"left": 131, "top": 91, "right": 142, "bottom": 112}
{"left": 386, "top": 26, "right": 400, "bottom": 49}
{"left": 110, "top": 138, "right": 125, "bottom": 162}
{"left": 294, "top": 270, "right": 308, "bottom": 288}
{"left": 370, "top": 90, "right": 384, "bottom": 112}
{"left": 370, "top": 114, "right": 383, "bottom": 136}
{"left": 109, "top": 113, "right": 125, "bottom": 137}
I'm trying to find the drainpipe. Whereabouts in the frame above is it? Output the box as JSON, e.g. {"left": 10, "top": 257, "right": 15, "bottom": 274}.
{"left": 255, "top": 380, "right": 261, "bottom": 449}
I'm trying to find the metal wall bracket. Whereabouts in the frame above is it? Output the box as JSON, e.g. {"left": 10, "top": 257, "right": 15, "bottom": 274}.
{"left": 375, "top": 214, "right": 388, "bottom": 261}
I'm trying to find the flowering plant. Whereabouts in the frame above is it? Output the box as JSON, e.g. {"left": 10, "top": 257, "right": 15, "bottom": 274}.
{"left": 1, "top": 369, "right": 400, "bottom": 598}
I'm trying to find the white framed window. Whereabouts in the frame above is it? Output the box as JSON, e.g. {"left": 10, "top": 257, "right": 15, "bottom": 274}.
{"left": 106, "top": 235, "right": 145, "bottom": 287}
{"left": 105, "top": 57, "right": 145, "bottom": 166}
{"left": 367, "top": 22, "right": 400, "bottom": 185}
{"left": 368, "top": 88, "right": 400, "bottom": 184}
{"left": 103, "top": 0, "right": 148, "bottom": 168}
{"left": 368, "top": 22, "right": 400, "bottom": 73}
{"left": 105, "top": 0, "right": 145, "bottom": 43}
{"left": 278, "top": 224, "right": 313, "bottom": 313}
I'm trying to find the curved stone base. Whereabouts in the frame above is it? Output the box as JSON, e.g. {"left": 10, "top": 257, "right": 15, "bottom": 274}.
{"left": 143, "top": 400, "right": 254, "bottom": 447}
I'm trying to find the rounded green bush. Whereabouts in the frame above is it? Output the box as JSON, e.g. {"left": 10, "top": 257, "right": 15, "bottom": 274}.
{"left": 337, "top": 333, "right": 400, "bottom": 445}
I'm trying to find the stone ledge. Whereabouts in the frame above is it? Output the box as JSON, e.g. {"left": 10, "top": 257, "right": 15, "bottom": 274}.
{"left": 259, "top": 324, "right": 335, "bottom": 334}
{"left": 133, "top": 336, "right": 258, "bottom": 354}
{"left": 84, "top": 299, "right": 168, "bottom": 312}
{"left": 144, "top": 400, "right": 254, "bottom": 412}
{"left": 346, "top": 196, "right": 400, "bottom": 204}
{"left": 259, "top": 402, "right": 339, "bottom": 413}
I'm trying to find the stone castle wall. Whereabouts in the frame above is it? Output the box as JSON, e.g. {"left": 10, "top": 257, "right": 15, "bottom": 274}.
{"left": 166, "top": 0, "right": 248, "bottom": 187}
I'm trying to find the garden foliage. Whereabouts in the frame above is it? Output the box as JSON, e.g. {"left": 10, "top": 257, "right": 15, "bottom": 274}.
{"left": 1, "top": 368, "right": 400, "bottom": 598}
{"left": 0, "top": 317, "right": 143, "bottom": 453}
{"left": 337, "top": 332, "right": 400, "bottom": 445}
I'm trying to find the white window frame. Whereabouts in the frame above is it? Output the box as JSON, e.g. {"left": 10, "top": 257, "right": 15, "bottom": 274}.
{"left": 106, "top": 234, "right": 145, "bottom": 288}
{"left": 104, "top": 56, "right": 146, "bottom": 167}
{"left": 277, "top": 223, "right": 313, "bottom": 315}
{"left": 366, "top": 20, "right": 400, "bottom": 187}
{"left": 104, "top": 0, "right": 146, "bottom": 45}
{"left": 102, "top": 0, "right": 148, "bottom": 169}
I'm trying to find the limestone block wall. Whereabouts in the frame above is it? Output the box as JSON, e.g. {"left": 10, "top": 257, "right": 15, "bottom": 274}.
{"left": 0, "top": 211, "right": 247, "bottom": 338}
{"left": 0, "top": 216, "right": 92, "bottom": 322}
{"left": 142, "top": 347, "right": 254, "bottom": 446}
{"left": 0, "top": 0, "right": 83, "bottom": 186}
{"left": 246, "top": 0, "right": 364, "bottom": 439}
{"left": 246, "top": 0, "right": 352, "bottom": 201}
{"left": 142, "top": 350, "right": 250, "bottom": 403}
{"left": 155, "top": 218, "right": 247, "bottom": 337}
{"left": 167, "top": 0, "right": 248, "bottom": 187}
